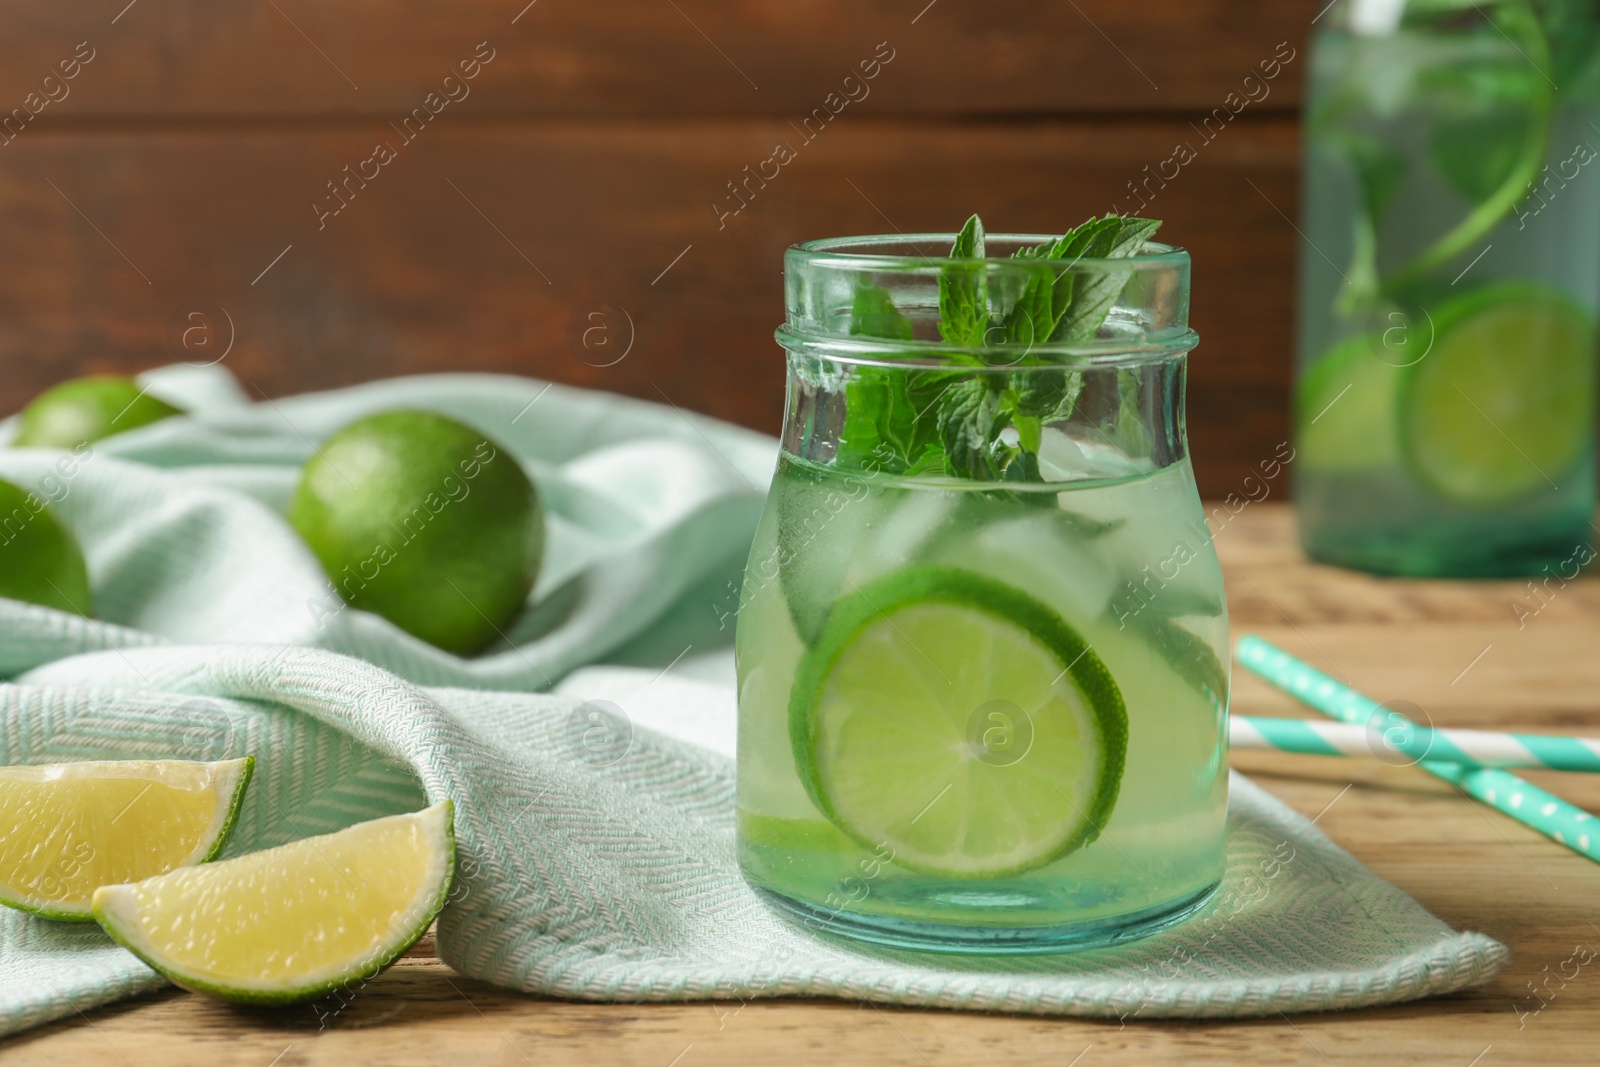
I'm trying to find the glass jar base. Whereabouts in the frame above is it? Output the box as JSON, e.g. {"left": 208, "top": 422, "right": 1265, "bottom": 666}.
{"left": 1299, "top": 517, "right": 1593, "bottom": 578}
{"left": 753, "top": 881, "right": 1220, "bottom": 955}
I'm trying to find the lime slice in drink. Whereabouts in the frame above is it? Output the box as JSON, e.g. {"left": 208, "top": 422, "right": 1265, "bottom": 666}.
{"left": 1295, "top": 333, "right": 1406, "bottom": 473}
{"left": 0, "top": 758, "right": 253, "bottom": 921}
{"left": 790, "top": 567, "right": 1127, "bottom": 878}
{"left": 1401, "top": 283, "right": 1595, "bottom": 506}
{"left": 93, "top": 802, "right": 454, "bottom": 1005}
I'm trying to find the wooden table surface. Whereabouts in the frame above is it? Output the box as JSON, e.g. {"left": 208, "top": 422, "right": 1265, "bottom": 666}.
{"left": 8, "top": 502, "right": 1600, "bottom": 1065}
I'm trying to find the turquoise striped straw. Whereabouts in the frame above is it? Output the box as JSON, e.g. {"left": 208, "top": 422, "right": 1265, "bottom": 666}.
{"left": 1236, "top": 635, "right": 1600, "bottom": 865}
{"left": 1231, "top": 715, "right": 1600, "bottom": 773}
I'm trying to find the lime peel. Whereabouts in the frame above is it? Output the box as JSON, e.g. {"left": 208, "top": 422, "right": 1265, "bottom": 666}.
{"left": 288, "top": 409, "right": 544, "bottom": 657}
{"left": 14, "top": 375, "right": 182, "bottom": 450}
{"left": 0, "top": 477, "right": 92, "bottom": 616}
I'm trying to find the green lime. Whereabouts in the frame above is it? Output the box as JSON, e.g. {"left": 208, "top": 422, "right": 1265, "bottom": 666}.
{"left": 1295, "top": 332, "right": 1406, "bottom": 473}
{"left": 0, "top": 477, "right": 90, "bottom": 615}
{"left": 1401, "top": 283, "right": 1595, "bottom": 506}
{"left": 93, "top": 802, "right": 454, "bottom": 1005}
{"left": 289, "top": 410, "right": 543, "bottom": 656}
{"left": 790, "top": 566, "right": 1127, "bottom": 878}
{"left": 13, "top": 375, "right": 182, "bottom": 449}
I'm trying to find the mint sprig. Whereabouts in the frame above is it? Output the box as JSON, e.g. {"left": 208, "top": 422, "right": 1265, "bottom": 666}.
{"left": 834, "top": 212, "right": 1161, "bottom": 481}
{"left": 1316, "top": 0, "right": 1556, "bottom": 311}
{"left": 836, "top": 278, "right": 948, "bottom": 475}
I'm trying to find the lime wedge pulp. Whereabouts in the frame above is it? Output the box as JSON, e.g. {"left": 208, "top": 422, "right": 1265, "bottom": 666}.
{"left": 790, "top": 567, "right": 1127, "bottom": 878}
{"left": 1402, "top": 283, "right": 1595, "bottom": 505}
{"left": 0, "top": 758, "right": 253, "bottom": 921}
{"left": 93, "top": 802, "right": 455, "bottom": 1005}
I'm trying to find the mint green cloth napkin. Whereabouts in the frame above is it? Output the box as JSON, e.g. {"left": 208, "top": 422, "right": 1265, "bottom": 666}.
{"left": 0, "top": 647, "right": 1507, "bottom": 1034}
{"left": 0, "top": 364, "right": 774, "bottom": 686}
{"left": 0, "top": 367, "right": 1508, "bottom": 1034}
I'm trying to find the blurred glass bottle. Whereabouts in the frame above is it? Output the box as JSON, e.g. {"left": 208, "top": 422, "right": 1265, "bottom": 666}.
{"left": 1293, "top": 0, "right": 1600, "bottom": 576}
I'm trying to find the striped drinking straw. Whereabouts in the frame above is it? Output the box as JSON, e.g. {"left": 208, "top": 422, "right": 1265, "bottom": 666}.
{"left": 1235, "top": 635, "right": 1600, "bottom": 865}
{"left": 1230, "top": 716, "right": 1600, "bottom": 773}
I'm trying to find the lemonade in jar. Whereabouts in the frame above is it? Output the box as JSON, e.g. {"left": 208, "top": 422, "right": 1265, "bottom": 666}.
{"left": 736, "top": 217, "right": 1228, "bottom": 951}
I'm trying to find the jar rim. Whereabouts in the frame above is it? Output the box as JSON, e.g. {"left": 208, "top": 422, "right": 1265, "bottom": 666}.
{"left": 774, "top": 327, "right": 1199, "bottom": 370}
{"left": 787, "top": 234, "right": 1189, "bottom": 270}
{"left": 781, "top": 233, "right": 1194, "bottom": 367}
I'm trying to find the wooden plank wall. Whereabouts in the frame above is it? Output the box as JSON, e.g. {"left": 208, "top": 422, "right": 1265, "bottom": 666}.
{"left": 0, "top": 1, "right": 1314, "bottom": 496}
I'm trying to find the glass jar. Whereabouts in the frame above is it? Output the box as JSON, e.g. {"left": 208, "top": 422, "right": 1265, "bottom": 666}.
{"left": 1294, "top": 1, "right": 1600, "bottom": 576}
{"left": 735, "top": 232, "right": 1229, "bottom": 952}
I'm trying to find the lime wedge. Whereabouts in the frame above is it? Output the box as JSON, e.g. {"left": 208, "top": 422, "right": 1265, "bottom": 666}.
{"left": 1295, "top": 333, "right": 1406, "bottom": 473}
{"left": 790, "top": 567, "right": 1127, "bottom": 878}
{"left": 0, "top": 758, "right": 253, "bottom": 921}
{"left": 93, "top": 802, "right": 455, "bottom": 1005}
{"left": 1402, "top": 283, "right": 1595, "bottom": 505}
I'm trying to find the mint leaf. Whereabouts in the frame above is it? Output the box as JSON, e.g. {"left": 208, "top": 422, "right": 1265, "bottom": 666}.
{"left": 935, "top": 377, "right": 1012, "bottom": 480}
{"left": 1001, "top": 215, "right": 1159, "bottom": 352}
{"left": 835, "top": 282, "right": 941, "bottom": 472}
{"left": 1013, "top": 370, "right": 1080, "bottom": 423}
{"left": 1431, "top": 109, "right": 1525, "bottom": 206}
{"left": 930, "top": 212, "right": 1160, "bottom": 481}
{"left": 1046, "top": 215, "right": 1162, "bottom": 344}
{"left": 848, "top": 281, "right": 913, "bottom": 341}
{"left": 838, "top": 369, "right": 943, "bottom": 473}
{"left": 993, "top": 215, "right": 1161, "bottom": 470}
{"left": 838, "top": 283, "right": 953, "bottom": 473}
{"left": 1113, "top": 367, "right": 1154, "bottom": 457}
{"left": 938, "top": 214, "right": 990, "bottom": 347}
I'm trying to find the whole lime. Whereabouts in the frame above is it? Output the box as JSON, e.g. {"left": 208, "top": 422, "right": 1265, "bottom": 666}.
{"left": 13, "top": 375, "right": 182, "bottom": 449}
{"left": 288, "top": 409, "right": 543, "bottom": 656}
{"left": 0, "top": 477, "right": 91, "bottom": 615}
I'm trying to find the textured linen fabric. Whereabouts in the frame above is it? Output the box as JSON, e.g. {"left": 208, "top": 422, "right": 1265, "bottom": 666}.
{"left": 0, "top": 648, "right": 1507, "bottom": 1034}
{"left": 0, "top": 364, "right": 774, "bottom": 686}
{"left": 0, "top": 367, "right": 1507, "bottom": 1034}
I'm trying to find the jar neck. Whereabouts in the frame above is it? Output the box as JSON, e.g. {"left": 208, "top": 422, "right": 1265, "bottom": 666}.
{"left": 780, "top": 350, "right": 1191, "bottom": 485}
{"left": 778, "top": 232, "right": 1195, "bottom": 484}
